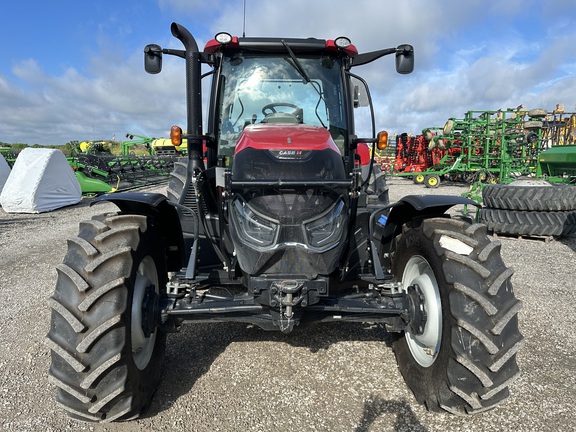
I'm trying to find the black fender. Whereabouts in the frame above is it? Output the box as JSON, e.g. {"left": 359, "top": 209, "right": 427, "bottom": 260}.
{"left": 92, "top": 192, "right": 185, "bottom": 272}
{"left": 369, "top": 195, "right": 480, "bottom": 278}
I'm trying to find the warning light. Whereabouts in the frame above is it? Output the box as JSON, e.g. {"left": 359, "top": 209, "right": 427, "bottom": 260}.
{"left": 170, "top": 125, "right": 182, "bottom": 145}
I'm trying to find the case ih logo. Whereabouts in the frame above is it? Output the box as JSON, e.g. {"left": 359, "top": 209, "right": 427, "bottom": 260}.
{"left": 269, "top": 149, "right": 311, "bottom": 159}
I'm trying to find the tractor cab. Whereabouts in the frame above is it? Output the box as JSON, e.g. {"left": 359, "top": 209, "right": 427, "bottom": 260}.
{"left": 204, "top": 34, "right": 356, "bottom": 164}
{"left": 198, "top": 33, "right": 366, "bottom": 183}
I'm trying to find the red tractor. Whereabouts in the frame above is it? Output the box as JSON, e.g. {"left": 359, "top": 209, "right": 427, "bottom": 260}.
{"left": 48, "top": 22, "right": 523, "bottom": 422}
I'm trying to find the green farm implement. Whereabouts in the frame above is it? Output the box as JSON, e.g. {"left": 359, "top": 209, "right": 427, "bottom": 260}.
{"left": 392, "top": 108, "right": 547, "bottom": 187}
{"left": 538, "top": 145, "right": 576, "bottom": 179}
{"left": 68, "top": 134, "right": 178, "bottom": 194}
{"left": 68, "top": 153, "right": 176, "bottom": 194}
{"left": 536, "top": 108, "right": 576, "bottom": 180}
{"left": 391, "top": 107, "right": 576, "bottom": 188}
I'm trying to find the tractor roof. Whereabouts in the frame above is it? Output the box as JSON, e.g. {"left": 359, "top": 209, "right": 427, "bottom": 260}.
{"left": 204, "top": 34, "right": 358, "bottom": 57}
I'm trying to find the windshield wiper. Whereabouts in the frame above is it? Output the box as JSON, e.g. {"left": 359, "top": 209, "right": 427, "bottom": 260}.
{"left": 282, "top": 40, "right": 312, "bottom": 83}
{"left": 281, "top": 40, "right": 327, "bottom": 128}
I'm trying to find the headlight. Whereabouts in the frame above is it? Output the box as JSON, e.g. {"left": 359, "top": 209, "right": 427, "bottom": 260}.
{"left": 303, "top": 200, "right": 346, "bottom": 250}
{"left": 232, "top": 199, "right": 279, "bottom": 248}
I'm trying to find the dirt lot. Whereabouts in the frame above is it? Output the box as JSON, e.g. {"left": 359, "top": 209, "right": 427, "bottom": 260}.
{"left": 0, "top": 177, "right": 575, "bottom": 431}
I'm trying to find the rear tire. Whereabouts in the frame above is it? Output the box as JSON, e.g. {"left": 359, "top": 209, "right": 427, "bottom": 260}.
{"left": 482, "top": 183, "right": 576, "bottom": 211}
{"left": 527, "top": 108, "right": 547, "bottom": 118}
{"left": 391, "top": 218, "right": 523, "bottom": 414}
{"left": 166, "top": 157, "right": 199, "bottom": 234}
{"left": 47, "top": 214, "right": 166, "bottom": 422}
{"left": 166, "top": 157, "right": 188, "bottom": 203}
{"left": 366, "top": 170, "right": 390, "bottom": 205}
{"left": 523, "top": 120, "right": 543, "bottom": 130}
{"left": 479, "top": 208, "right": 576, "bottom": 236}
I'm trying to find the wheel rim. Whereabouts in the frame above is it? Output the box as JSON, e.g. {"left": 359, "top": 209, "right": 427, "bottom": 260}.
{"left": 402, "top": 255, "right": 442, "bottom": 367}
{"left": 427, "top": 176, "right": 438, "bottom": 187}
{"left": 131, "top": 256, "right": 158, "bottom": 370}
{"left": 415, "top": 174, "right": 424, "bottom": 183}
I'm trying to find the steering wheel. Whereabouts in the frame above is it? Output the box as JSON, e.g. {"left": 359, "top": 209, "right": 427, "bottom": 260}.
{"left": 262, "top": 102, "right": 301, "bottom": 116}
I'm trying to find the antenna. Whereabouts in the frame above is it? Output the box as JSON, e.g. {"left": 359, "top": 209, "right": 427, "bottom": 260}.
{"left": 242, "top": 0, "right": 246, "bottom": 37}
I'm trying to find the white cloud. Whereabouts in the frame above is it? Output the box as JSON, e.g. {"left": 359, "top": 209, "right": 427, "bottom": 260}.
{"left": 0, "top": 52, "right": 188, "bottom": 144}
{"left": 0, "top": 0, "right": 574, "bottom": 145}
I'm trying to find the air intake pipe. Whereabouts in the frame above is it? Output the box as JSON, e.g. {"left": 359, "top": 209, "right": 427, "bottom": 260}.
{"left": 171, "top": 22, "right": 204, "bottom": 171}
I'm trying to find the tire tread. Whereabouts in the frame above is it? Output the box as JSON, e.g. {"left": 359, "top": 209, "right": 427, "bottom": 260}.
{"left": 392, "top": 217, "right": 523, "bottom": 415}
{"left": 47, "top": 214, "right": 165, "bottom": 422}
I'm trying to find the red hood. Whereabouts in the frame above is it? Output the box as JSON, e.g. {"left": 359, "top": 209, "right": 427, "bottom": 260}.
{"left": 235, "top": 124, "right": 341, "bottom": 155}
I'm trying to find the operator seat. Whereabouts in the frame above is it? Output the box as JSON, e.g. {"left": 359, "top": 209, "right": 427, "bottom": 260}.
{"left": 261, "top": 108, "right": 304, "bottom": 124}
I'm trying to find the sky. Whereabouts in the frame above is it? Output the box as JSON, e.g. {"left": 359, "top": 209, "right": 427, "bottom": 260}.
{"left": 1, "top": 0, "right": 575, "bottom": 146}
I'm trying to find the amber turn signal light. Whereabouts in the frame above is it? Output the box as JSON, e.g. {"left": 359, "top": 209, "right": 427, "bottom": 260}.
{"left": 377, "top": 131, "right": 388, "bottom": 150}
{"left": 170, "top": 125, "right": 182, "bottom": 145}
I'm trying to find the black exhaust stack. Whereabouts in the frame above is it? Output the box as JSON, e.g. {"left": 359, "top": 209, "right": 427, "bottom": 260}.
{"left": 170, "top": 22, "right": 204, "bottom": 171}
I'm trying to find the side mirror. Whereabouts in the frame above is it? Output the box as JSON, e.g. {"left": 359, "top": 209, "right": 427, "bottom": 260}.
{"left": 351, "top": 78, "right": 370, "bottom": 108}
{"left": 144, "top": 44, "right": 163, "bottom": 74}
{"left": 395, "top": 44, "right": 414, "bottom": 75}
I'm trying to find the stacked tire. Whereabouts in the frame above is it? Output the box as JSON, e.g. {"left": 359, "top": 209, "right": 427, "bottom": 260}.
{"left": 479, "top": 181, "right": 576, "bottom": 237}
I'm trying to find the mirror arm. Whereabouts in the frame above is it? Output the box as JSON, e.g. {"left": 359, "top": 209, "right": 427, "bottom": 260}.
{"left": 162, "top": 48, "right": 185, "bottom": 59}
{"left": 352, "top": 137, "right": 377, "bottom": 145}
{"left": 351, "top": 48, "right": 396, "bottom": 67}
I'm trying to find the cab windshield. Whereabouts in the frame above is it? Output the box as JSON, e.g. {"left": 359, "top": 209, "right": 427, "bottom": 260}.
{"left": 217, "top": 52, "right": 348, "bottom": 159}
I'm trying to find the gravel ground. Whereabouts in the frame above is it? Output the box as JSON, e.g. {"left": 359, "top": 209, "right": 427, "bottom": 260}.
{"left": 0, "top": 178, "right": 575, "bottom": 432}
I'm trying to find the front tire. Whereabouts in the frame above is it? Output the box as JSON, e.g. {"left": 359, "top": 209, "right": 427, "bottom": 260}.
{"left": 47, "top": 214, "right": 167, "bottom": 422}
{"left": 392, "top": 218, "right": 523, "bottom": 414}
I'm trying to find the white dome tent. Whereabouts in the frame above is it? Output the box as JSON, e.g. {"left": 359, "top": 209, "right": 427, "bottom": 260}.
{"left": 0, "top": 148, "right": 81, "bottom": 213}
